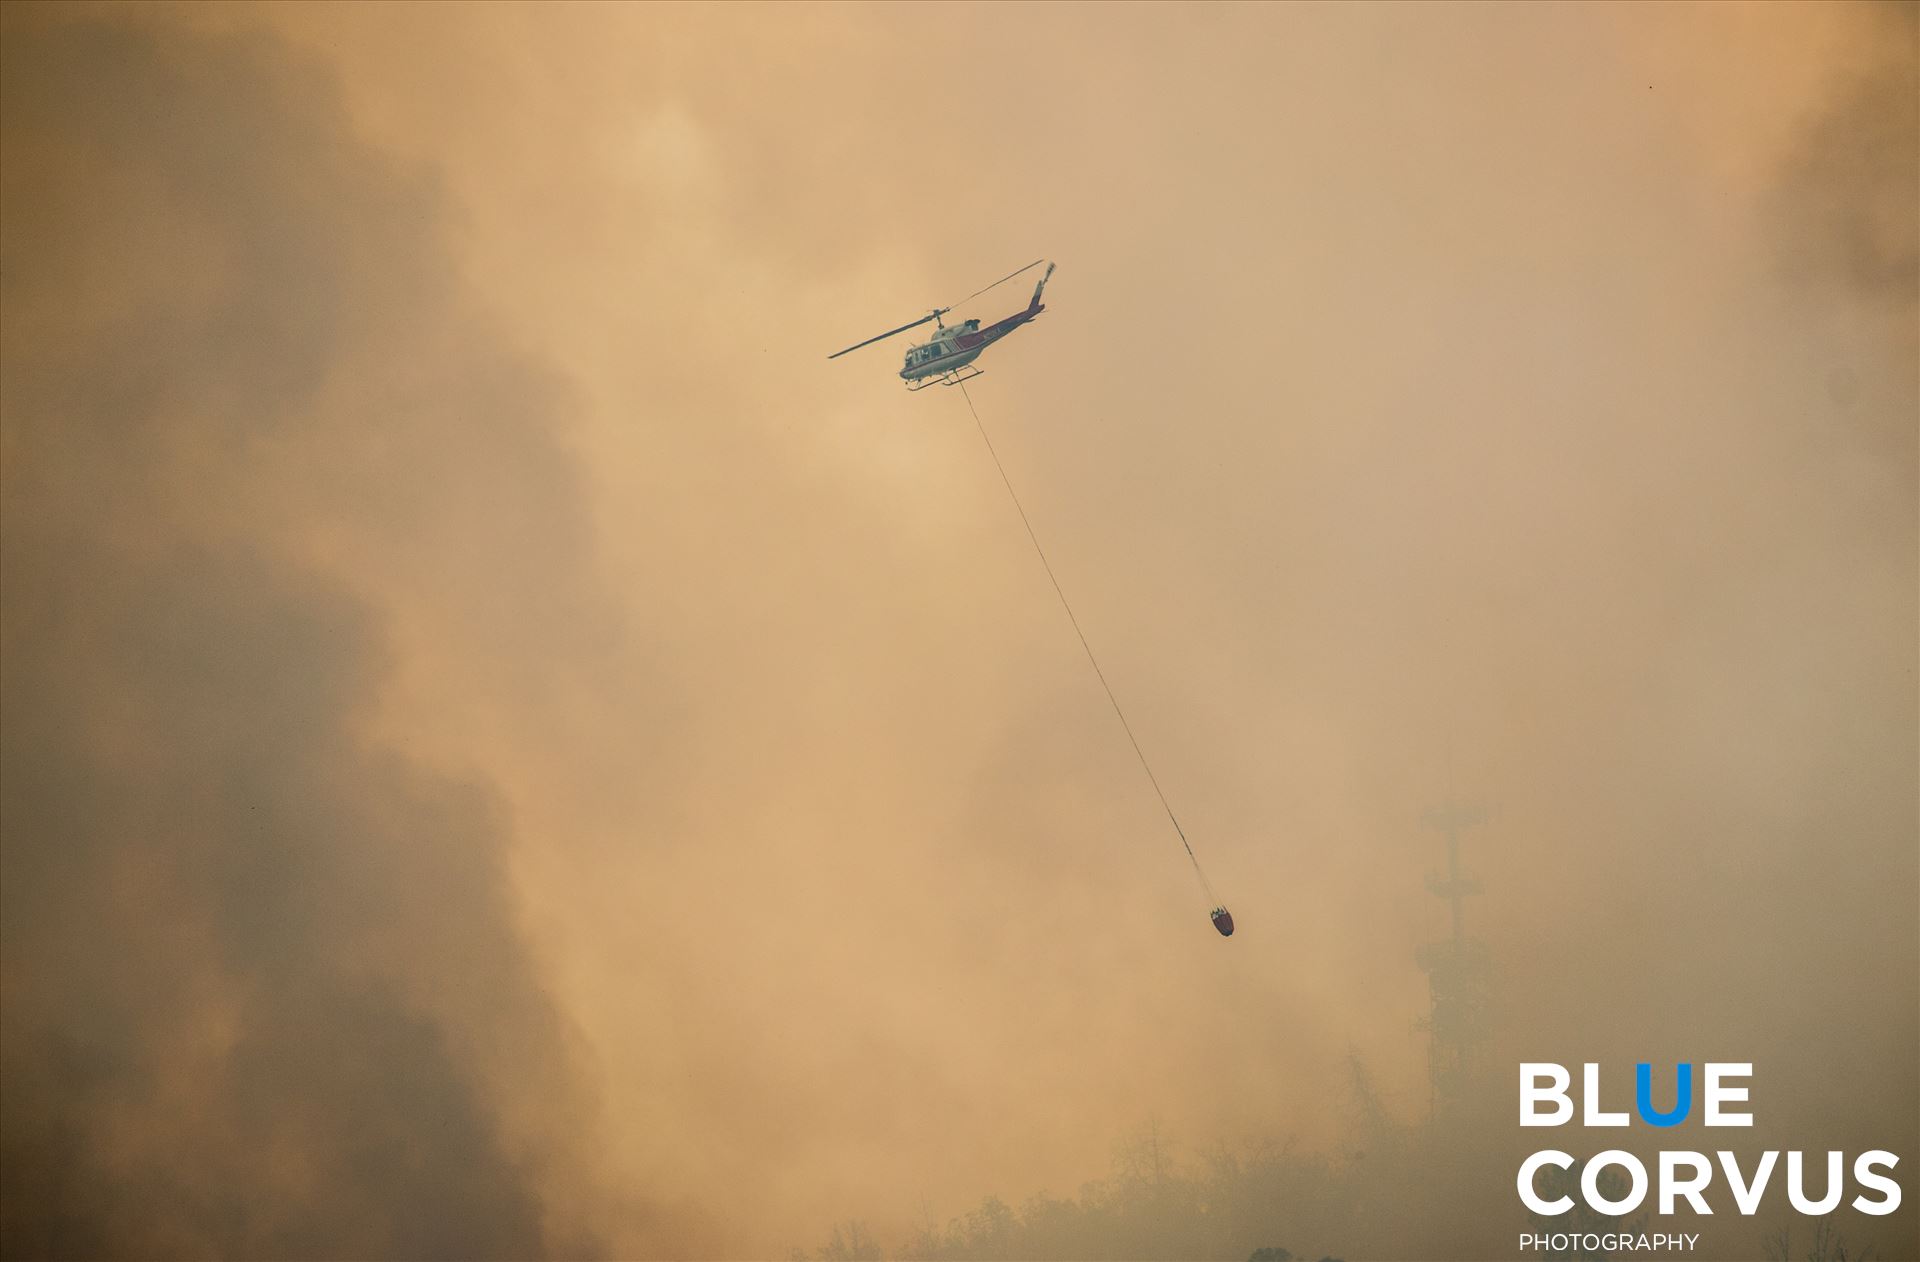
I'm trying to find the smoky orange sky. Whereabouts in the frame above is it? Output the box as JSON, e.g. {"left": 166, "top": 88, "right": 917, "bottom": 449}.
{"left": 2, "top": 3, "right": 1914, "bottom": 1260}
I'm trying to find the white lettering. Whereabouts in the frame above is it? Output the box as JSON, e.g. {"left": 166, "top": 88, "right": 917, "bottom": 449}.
{"left": 1519, "top": 1150, "right": 1575, "bottom": 1215}
{"left": 1703, "top": 1063, "right": 1752, "bottom": 1126}
{"left": 1852, "top": 1151, "right": 1902, "bottom": 1216}
{"left": 1659, "top": 1151, "right": 1714, "bottom": 1215}
{"left": 1582, "top": 1150, "right": 1648, "bottom": 1215}
{"left": 1717, "top": 1149, "right": 1777, "bottom": 1215}
{"left": 1585, "top": 1062, "right": 1629, "bottom": 1126}
{"left": 1521, "top": 1063, "right": 1572, "bottom": 1126}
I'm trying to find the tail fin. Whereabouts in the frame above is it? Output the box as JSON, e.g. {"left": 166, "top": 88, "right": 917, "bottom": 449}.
{"left": 1027, "top": 261, "right": 1056, "bottom": 313}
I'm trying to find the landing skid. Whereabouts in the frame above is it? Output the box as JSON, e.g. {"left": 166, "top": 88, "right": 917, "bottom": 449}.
{"left": 906, "top": 365, "right": 985, "bottom": 391}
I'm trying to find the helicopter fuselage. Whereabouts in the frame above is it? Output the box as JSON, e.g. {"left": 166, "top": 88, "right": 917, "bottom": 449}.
{"left": 827, "top": 259, "right": 1053, "bottom": 387}
{"left": 899, "top": 287, "right": 1046, "bottom": 385}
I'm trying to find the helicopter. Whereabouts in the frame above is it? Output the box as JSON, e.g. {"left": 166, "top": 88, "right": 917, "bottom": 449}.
{"left": 828, "top": 259, "right": 1055, "bottom": 390}
{"left": 826, "top": 254, "right": 1235, "bottom": 940}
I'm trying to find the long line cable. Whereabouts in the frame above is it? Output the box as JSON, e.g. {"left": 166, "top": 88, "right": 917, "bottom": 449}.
{"left": 958, "top": 380, "right": 1218, "bottom": 904}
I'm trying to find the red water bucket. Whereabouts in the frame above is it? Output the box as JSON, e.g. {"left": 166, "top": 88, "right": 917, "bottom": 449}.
{"left": 1210, "top": 907, "right": 1234, "bottom": 937}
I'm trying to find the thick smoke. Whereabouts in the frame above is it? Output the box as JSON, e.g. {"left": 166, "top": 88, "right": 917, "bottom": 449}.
{"left": 1771, "top": 5, "right": 1919, "bottom": 314}
{"left": 1, "top": 11, "right": 623, "bottom": 1258}
{"left": 2, "top": 5, "right": 1914, "bottom": 1261}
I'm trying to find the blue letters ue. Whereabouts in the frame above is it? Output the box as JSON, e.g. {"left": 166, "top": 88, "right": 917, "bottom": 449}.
{"left": 1636, "top": 1062, "right": 1692, "bottom": 1127}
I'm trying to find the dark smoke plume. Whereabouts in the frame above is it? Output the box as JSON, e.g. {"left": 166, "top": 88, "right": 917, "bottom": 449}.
{"left": 2, "top": 12, "right": 614, "bottom": 1258}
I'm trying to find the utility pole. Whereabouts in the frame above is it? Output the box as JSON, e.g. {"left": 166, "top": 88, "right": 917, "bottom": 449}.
{"left": 1415, "top": 802, "right": 1493, "bottom": 1122}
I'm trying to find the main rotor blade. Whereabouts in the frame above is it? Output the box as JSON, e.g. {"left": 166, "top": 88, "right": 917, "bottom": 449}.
{"left": 949, "top": 258, "right": 1044, "bottom": 310}
{"left": 828, "top": 311, "right": 942, "bottom": 359}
